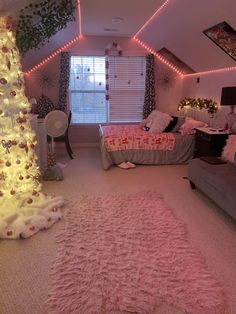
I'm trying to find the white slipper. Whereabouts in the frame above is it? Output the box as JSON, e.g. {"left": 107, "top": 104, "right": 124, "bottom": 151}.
{"left": 117, "top": 162, "right": 130, "bottom": 169}
{"left": 126, "top": 161, "right": 136, "bottom": 168}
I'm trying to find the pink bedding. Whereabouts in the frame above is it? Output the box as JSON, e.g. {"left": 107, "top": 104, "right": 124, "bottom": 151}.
{"left": 101, "top": 125, "right": 175, "bottom": 152}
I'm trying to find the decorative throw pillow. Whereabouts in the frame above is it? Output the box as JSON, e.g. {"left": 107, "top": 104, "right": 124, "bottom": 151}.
{"left": 179, "top": 118, "right": 208, "bottom": 135}
{"left": 164, "top": 116, "right": 178, "bottom": 132}
{"left": 34, "top": 94, "right": 55, "bottom": 119}
{"left": 171, "top": 116, "right": 185, "bottom": 132}
{"left": 164, "top": 116, "right": 185, "bottom": 132}
{"left": 146, "top": 110, "right": 173, "bottom": 133}
{"left": 221, "top": 135, "right": 236, "bottom": 163}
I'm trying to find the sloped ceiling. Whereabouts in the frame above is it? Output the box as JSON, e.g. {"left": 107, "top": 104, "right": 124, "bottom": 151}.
{"left": 139, "top": 0, "right": 236, "bottom": 73}
{"left": 1, "top": 0, "right": 236, "bottom": 74}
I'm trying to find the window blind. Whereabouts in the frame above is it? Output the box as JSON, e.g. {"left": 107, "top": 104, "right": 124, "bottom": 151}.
{"left": 108, "top": 56, "right": 146, "bottom": 123}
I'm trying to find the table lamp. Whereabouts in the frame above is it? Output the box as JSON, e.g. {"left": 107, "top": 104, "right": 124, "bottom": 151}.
{"left": 220, "top": 86, "right": 236, "bottom": 132}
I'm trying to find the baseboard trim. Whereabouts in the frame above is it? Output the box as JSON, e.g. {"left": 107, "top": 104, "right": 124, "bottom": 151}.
{"left": 55, "top": 142, "right": 99, "bottom": 148}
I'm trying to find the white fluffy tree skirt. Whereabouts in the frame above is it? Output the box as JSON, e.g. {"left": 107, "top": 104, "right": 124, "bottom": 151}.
{"left": 0, "top": 193, "right": 64, "bottom": 239}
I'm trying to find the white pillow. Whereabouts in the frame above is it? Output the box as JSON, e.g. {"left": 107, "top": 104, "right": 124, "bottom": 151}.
{"left": 146, "top": 110, "right": 173, "bottom": 133}
{"left": 222, "top": 135, "right": 236, "bottom": 163}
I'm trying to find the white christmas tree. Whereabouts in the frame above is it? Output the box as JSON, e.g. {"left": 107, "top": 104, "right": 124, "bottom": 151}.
{"left": 0, "top": 16, "right": 64, "bottom": 239}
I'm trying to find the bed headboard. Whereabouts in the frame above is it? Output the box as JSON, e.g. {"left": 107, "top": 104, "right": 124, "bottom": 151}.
{"left": 177, "top": 107, "right": 226, "bottom": 128}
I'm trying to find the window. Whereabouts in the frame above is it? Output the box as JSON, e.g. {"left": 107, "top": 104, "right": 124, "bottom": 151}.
{"left": 69, "top": 55, "right": 146, "bottom": 124}
{"left": 69, "top": 56, "right": 106, "bottom": 124}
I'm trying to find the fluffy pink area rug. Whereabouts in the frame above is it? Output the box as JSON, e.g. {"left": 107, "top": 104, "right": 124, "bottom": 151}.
{"left": 47, "top": 191, "right": 225, "bottom": 314}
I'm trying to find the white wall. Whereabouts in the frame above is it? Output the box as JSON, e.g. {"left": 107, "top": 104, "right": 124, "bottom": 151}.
{"left": 155, "top": 61, "right": 184, "bottom": 115}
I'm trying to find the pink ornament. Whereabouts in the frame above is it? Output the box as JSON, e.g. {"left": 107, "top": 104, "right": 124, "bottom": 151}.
{"left": 0, "top": 78, "right": 7, "bottom": 85}
{"left": 21, "top": 109, "right": 28, "bottom": 115}
{"left": 6, "top": 161, "right": 11, "bottom": 167}
{"left": 2, "top": 47, "right": 8, "bottom": 53}
{"left": 10, "top": 90, "right": 16, "bottom": 97}
{"left": 19, "top": 143, "right": 26, "bottom": 148}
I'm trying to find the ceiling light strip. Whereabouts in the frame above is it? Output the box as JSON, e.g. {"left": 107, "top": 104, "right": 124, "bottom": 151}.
{"left": 24, "top": 35, "right": 81, "bottom": 76}
{"left": 77, "top": 0, "right": 82, "bottom": 37}
{"left": 133, "top": 0, "right": 170, "bottom": 39}
{"left": 133, "top": 37, "right": 184, "bottom": 76}
{"left": 184, "top": 66, "right": 236, "bottom": 77}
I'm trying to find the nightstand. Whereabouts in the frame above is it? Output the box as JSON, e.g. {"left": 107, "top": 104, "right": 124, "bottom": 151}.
{"left": 194, "top": 127, "right": 229, "bottom": 158}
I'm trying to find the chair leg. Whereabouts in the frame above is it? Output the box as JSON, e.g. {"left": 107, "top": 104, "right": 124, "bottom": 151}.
{"left": 189, "top": 180, "right": 196, "bottom": 189}
{"left": 65, "top": 135, "right": 73, "bottom": 159}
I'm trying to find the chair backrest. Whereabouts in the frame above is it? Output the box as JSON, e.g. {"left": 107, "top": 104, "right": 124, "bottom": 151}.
{"left": 65, "top": 111, "right": 72, "bottom": 136}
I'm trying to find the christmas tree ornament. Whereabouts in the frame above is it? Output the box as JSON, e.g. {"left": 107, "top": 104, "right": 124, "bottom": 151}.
{"left": 0, "top": 16, "right": 64, "bottom": 239}
{"left": 2, "top": 47, "right": 8, "bottom": 53}
{"left": 0, "top": 78, "right": 7, "bottom": 85}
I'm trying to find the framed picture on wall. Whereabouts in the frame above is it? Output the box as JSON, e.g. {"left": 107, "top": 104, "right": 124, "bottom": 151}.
{"left": 203, "top": 21, "right": 236, "bottom": 61}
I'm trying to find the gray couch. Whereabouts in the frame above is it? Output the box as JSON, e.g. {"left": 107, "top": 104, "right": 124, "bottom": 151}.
{"left": 188, "top": 158, "right": 236, "bottom": 220}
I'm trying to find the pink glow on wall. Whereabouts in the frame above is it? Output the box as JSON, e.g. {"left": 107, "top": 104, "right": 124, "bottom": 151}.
{"left": 133, "top": 37, "right": 184, "bottom": 76}
{"left": 133, "top": 0, "right": 170, "bottom": 39}
{"left": 184, "top": 65, "right": 236, "bottom": 77}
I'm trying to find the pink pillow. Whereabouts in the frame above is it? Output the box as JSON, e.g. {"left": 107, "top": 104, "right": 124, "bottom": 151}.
{"left": 179, "top": 118, "right": 208, "bottom": 135}
{"left": 185, "top": 117, "right": 208, "bottom": 127}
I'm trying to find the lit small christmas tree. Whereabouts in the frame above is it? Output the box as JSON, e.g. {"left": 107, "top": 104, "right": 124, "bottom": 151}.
{"left": 0, "top": 16, "right": 64, "bottom": 239}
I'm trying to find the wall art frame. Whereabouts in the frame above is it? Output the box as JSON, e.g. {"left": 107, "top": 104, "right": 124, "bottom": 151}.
{"left": 203, "top": 21, "right": 236, "bottom": 61}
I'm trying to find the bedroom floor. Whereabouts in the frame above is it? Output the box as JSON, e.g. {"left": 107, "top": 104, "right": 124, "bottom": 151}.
{"left": 0, "top": 147, "right": 236, "bottom": 314}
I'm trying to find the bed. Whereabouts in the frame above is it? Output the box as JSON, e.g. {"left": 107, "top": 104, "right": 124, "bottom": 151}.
{"left": 99, "top": 124, "right": 195, "bottom": 170}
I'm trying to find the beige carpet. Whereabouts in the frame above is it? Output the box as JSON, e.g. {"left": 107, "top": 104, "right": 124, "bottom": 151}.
{"left": 0, "top": 147, "right": 236, "bottom": 314}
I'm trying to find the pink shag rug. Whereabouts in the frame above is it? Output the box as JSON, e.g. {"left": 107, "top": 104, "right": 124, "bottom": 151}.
{"left": 47, "top": 191, "right": 225, "bottom": 314}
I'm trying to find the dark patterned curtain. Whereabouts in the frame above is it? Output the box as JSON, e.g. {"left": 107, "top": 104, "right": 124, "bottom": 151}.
{"left": 57, "top": 51, "right": 71, "bottom": 112}
{"left": 143, "top": 54, "right": 156, "bottom": 119}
